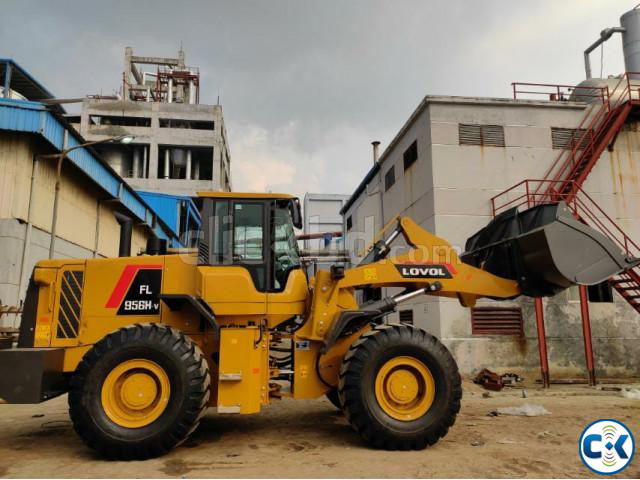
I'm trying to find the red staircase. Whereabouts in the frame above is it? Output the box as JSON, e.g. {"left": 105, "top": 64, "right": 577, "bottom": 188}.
{"left": 530, "top": 74, "right": 640, "bottom": 202}
{"left": 495, "top": 73, "right": 640, "bottom": 313}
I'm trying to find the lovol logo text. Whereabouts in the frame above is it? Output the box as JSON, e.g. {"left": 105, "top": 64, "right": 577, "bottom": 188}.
{"left": 395, "top": 263, "right": 453, "bottom": 279}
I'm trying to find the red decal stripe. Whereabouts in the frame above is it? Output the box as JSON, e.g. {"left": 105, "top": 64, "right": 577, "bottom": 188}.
{"left": 105, "top": 264, "right": 162, "bottom": 308}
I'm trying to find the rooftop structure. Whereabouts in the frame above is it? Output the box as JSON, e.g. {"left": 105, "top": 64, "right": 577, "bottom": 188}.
{"left": 70, "top": 47, "right": 231, "bottom": 197}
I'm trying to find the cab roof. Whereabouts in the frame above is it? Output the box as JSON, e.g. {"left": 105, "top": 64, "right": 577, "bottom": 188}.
{"left": 197, "top": 191, "right": 297, "bottom": 200}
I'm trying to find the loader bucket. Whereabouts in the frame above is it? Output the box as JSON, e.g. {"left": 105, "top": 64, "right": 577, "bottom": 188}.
{"left": 460, "top": 202, "right": 639, "bottom": 297}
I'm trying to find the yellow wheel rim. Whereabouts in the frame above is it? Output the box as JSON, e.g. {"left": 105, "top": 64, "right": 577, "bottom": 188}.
{"left": 374, "top": 356, "right": 435, "bottom": 421}
{"left": 101, "top": 359, "right": 170, "bottom": 428}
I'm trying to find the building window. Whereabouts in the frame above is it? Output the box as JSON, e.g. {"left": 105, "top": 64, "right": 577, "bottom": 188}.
{"left": 384, "top": 166, "right": 395, "bottom": 191}
{"left": 551, "top": 127, "right": 591, "bottom": 150}
{"left": 403, "top": 140, "right": 418, "bottom": 170}
{"left": 346, "top": 215, "right": 353, "bottom": 231}
{"left": 588, "top": 281, "right": 614, "bottom": 303}
{"left": 89, "top": 115, "right": 151, "bottom": 127}
{"left": 471, "top": 306, "right": 523, "bottom": 336}
{"left": 159, "top": 118, "right": 215, "bottom": 130}
{"left": 399, "top": 309, "right": 414, "bottom": 325}
{"left": 459, "top": 124, "right": 505, "bottom": 147}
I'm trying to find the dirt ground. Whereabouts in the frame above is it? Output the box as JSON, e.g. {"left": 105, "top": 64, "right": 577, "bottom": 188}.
{"left": 0, "top": 380, "right": 638, "bottom": 479}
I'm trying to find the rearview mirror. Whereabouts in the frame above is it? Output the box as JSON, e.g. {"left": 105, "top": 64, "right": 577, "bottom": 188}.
{"left": 290, "top": 198, "right": 302, "bottom": 229}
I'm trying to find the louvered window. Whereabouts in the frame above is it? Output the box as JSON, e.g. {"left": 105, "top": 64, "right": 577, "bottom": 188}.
{"left": 399, "top": 309, "right": 414, "bottom": 325}
{"left": 551, "top": 127, "right": 592, "bottom": 150}
{"left": 459, "top": 124, "right": 505, "bottom": 147}
{"left": 471, "top": 306, "right": 523, "bottom": 336}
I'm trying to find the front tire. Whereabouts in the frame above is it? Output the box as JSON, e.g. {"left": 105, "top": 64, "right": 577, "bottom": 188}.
{"left": 338, "top": 324, "right": 461, "bottom": 450}
{"left": 326, "top": 389, "right": 342, "bottom": 410}
{"left": 69, "top": 324, "right": 210, "bottom": 460}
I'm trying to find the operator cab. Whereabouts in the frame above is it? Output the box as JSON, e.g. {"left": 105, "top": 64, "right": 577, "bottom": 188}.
{"left": 197, "top": 192, "right": 303, "bottom": 292}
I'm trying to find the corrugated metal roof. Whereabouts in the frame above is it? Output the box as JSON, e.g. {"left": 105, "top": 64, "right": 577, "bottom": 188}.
{"left": 0, "top": 59, "right": 65, "bottom": 113}
{"left": 0, "top": 97, "right": 182, "bottom": 247}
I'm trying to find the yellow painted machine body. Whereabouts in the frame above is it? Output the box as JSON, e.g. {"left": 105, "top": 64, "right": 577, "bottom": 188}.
{"left": 15, "top": 190, "right": 520, "bottom": 413}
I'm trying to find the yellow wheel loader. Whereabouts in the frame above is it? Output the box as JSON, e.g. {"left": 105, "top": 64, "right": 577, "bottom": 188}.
{"left": 0, "top": 192, "right": 634, "bottom": 460}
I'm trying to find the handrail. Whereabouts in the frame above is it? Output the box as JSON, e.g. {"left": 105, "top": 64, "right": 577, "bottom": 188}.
{"left": 529, "top": 73, "right": 640, "bottom": 203}
{"left": 511, "top": 82, "right": 609, "bottom": 102}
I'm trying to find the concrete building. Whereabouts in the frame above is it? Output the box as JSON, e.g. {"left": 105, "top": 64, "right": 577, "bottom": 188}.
{"left": 0, "top": 59, "right": 183, "bottom": 322}
{"left": 341, "top": 94, "right": 640, "bottom": 377}
{"left": 300, "top": 193, "right": 349, "bottom": 274}
{"left": 69, "top": 48, "right": 231, "bottom": 197}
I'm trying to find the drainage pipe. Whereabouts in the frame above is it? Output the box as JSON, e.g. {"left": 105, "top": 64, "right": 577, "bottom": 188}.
{"left": 16, "top": 155, "right": 39, "bottom": 304}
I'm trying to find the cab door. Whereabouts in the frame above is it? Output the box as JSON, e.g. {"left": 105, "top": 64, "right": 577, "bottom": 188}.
{"left": 199, "top": 199, "right": 267, "bottom": 317}
{"left": 266, "top": 200, "right": 308, "bottom": 324}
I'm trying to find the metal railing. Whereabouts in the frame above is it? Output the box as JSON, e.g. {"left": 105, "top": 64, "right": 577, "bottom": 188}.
{"left": 522, "top": 73, "right": 640, "bottom": 202}
{"left": 511, "top": 82, "right": 608, "bottom": 103}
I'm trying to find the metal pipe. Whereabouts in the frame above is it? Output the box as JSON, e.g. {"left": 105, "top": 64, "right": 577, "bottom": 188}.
{"left": 17, "top": 155, "right": 39, "bottom": 303}
{"left": 93, "top": 200, "right": 101, "bottom": 258}
{"left": 186, "top": 149, "right": 192, "bottom": 180}
{"left": 579, "top": 285, "right": 596, "bottom": 386}
{"left": 114, "top": 212, "right": 133, "bottom": 257}
{"left": 3, "top": 62, "right": 12, "bottom": 98}
{"left": 49, "top": 130, "right": 68, "bottom": 259}
{"left": 189, "top": 80, "right": 196, "bottom": 104}
{"left": 372, "top": 140, "right": 380, "bottom": 165}
{"left": 534, "top": 297, "right": 550, "bottom": 388}
{"left": 163, "top": 149, "right": 170, "bottom": 179}
{"left": 142, "top": 145, "right": 148, "bottom": 178}
{"left": 132, "top": 146, "right": 141, "bottom": 178}
{"left": 584, "top": 27, "right": 626, "bottom": 79}
{"left": 393, "top": 285, "right": 439, "bottom": 303}
{"left": 168, "top": 78, "right": 173, "bottom": 103}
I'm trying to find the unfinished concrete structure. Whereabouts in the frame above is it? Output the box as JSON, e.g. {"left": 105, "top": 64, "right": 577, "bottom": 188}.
{"left": 70, "top": 48, "right": 231, "bottom": 197}
{"left": 341, "top": 93, "right": 640, "bottom": 378}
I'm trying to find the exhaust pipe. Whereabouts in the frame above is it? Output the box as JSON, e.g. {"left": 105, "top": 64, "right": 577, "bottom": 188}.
{"left": 114, "top": 213, "right": 133, "bottom": 257}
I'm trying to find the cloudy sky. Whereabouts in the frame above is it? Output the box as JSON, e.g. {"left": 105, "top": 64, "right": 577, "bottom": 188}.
{"left": 1, "top": 0, "right": 632, "bottom": 199}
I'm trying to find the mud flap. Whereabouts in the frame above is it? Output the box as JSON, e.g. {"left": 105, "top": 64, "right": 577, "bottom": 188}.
{"left": 461, "top": 202, "right": 638, "bottom": 297}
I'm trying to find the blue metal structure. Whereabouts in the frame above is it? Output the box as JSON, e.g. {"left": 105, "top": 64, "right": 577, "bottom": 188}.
{"left": 137, "top": 191, "right": 201, "bottom": 241}
{"left": 0, "top": 59, "right": 184, "bottom": 247}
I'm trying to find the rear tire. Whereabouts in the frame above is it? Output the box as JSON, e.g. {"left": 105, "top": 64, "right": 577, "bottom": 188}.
{"left": 69, "top": 324, "right": 210, "bottom": 460}
{"left": 338, "top": 324, "right": 461, "bottom": 450}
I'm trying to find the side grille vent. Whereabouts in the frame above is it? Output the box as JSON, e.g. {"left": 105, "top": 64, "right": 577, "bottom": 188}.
{"left": 56, "top": 270, "right": 84, "bottom": 339}
{"left": 198, "top": 241, "right": 209, "bottom": 265}
{"left": 551, "top": 127, "right": 591, "bottom": 150}
{"left": 471, "top": 306, "right": 523, "bottom": 336}
{"left": 459, "top": 124, "right": 505, "bottom": 147}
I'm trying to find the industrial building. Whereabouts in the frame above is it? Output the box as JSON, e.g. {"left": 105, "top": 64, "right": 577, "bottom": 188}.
{"left": 69, "top": 47, "right": 232, "bottom": 197}
{"left": 341, "top": 9, "right": 640, "bottom": 379}
{"left": 0, "top": 59, "right": 185, "bottom": 324}
{"left": 299, "top": 193, "right": 349, "bottom": 275}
